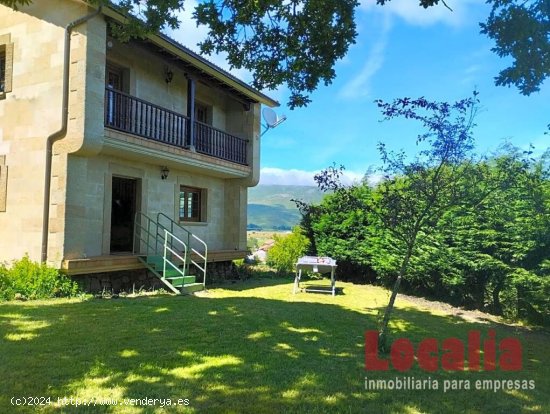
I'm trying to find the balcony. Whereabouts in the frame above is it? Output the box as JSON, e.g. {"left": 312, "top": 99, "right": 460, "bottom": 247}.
{"left": 104, "top": 88, "right": 248, "bottom": 165}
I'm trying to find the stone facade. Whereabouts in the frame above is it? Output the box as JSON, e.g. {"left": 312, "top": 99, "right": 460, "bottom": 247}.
{"left": 74, "top": 259, "right": 249, "bottom": 294}
{"left": 74, "top": 269, "right": 163, "bottom": 294}
{"left": 0, "top": 1, "right": 273, "bottom": 270}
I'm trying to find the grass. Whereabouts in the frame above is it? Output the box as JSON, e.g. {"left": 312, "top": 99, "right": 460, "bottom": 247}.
{"left": 0, "top": 278, "right": 548, "bottom": 413}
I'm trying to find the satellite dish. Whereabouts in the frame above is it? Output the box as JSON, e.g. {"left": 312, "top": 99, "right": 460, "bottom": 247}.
{"left": 261, "top": 107, "right": 287, "bottom": 136}
{"left": 263, "top": 107, "right": 278, "bottom": 128}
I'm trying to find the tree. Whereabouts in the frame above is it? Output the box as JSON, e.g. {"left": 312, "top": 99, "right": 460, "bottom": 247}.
{"left": 266, "top": 226, "right": 310, "bottom": 274}
{"left": 1, "top": 0, "right": 359, "bottom": 109}
{"left": 443, "top": 147, "right": 550, "bottom": 321}
{"left": 303, "top": 145, "right": 549, "bottom": 325}
{"left": 2, "top": 0, "right": 547, "bottom": 107}
{"left": 372, "top": 92, "right": 480, "bottom": 349}
{"left": 304, "top": 182, "right": 378, "bottom": 282}
{"left": 480, "top": 0, "right": 550, "bottom": 96}
{"left": 194, "top": 0, "right": 359, "bottom": 109}
{"left": 431, "top": 148, "right": 548, "bottom": 314}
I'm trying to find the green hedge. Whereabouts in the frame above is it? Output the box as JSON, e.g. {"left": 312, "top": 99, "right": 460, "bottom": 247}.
{"left": 0, "top": 256, "right": 80, "bottom": 301}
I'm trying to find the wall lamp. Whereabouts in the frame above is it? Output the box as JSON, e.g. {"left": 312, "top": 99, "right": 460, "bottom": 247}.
{"left": 160, "top": 166, "right": 169, "bottom": 180}
{"left": 164, "top": 66, "right": 174, "bottom": 84}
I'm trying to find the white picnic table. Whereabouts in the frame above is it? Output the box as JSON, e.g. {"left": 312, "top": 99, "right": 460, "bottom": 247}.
{"left": 293, "top": 256, "right": 338, "bottom": 296}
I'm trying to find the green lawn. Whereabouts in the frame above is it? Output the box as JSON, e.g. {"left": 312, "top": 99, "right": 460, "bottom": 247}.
{"left": 0, "top": 278, "right": 548, "bottom": 413}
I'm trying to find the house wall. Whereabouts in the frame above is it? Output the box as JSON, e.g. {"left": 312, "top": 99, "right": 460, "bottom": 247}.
{"left": 105, "top": 39, "right": 250, "bottom": 139}
{"left": 0, "top": 1, "right": 261, "bottom": 267}
{"left": 63, "top": 153, "right": 247, "bottom": 260}
{"left": 106, "top": 38, "right": 188, "bottom": 116}
{"left": 86, "top": 38, "right": 258, "bottom": 256}
{"left": 100, "top": 39, "right": 259, "bottom": 255}
{"left": 0, "top": 0, "right": 97, "bottom": 265}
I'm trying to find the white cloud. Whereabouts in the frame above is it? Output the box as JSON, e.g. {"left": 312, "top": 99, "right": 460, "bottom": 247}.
{"left": 365, "top": 172, "right": 385, "bottom": 187}
{"left": 360, "top": 0, "right": 478, "bottom": 27}
{"left": 339, "top": 15, "right": 391, "bottom": 100}
{"left": 259, "top": 167, "right": 367, "bottom": 186}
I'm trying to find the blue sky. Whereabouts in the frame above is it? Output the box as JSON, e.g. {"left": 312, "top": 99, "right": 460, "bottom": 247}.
{"left": 169, "top": 0, "right": 549, "bottom": 186}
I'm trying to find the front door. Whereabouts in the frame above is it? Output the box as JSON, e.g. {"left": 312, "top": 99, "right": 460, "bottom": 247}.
{"left": 110, "top": 177, "right": 137, "bottom": 253}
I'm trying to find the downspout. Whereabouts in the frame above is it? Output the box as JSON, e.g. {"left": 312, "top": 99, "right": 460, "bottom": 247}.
{"left": 41, "top": 6, "right": 103, "bottom": 263}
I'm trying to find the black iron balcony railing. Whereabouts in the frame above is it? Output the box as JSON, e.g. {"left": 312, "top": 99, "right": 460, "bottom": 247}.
{"left": 195, "top": 120, "right": 247, "bottom": 165}
{"left": 104, "top": 88, "right": 248, "bottom": 165}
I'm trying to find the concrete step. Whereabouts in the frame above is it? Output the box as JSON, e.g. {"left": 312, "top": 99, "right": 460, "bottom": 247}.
{"left": 161, "top": 268, "right": 185, "bottom": 279}
{"left": 167, "top": 275, "right": 196, "bottom": 287}
{"left": 181, "top": 283, "right": 204, "bottom": 294}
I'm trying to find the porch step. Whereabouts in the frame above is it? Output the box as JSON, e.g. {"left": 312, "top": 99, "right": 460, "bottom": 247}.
{"left": 138, "top": 255, "right": 198, "bottom": 291}
{"left": 181, "top": 282, "right": 205, "bottom": 294}
{"left": 162, "top": 268, "right": 186, "bottom": 279}
{"left": 166, "top": 275, "right": 196, "bottom": 287}
{"left": 143, "top": 255, "right": 165, "bottom": 269}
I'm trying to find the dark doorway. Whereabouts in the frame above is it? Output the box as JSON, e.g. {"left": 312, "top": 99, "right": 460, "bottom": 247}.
{"left": 110, "top": 177, "right": 137, "bottom": 253}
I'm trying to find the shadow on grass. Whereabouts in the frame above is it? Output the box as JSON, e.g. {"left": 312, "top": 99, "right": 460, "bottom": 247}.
{"left": 210, "top": 276, "right": 294, "bottom": 291}
{"left": 0, "top": 287, "right": 548, "bottom": 414}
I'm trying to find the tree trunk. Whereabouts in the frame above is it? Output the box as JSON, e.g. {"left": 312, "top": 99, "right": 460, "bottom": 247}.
{"left": 492, "top": 280, "right": 503, "bottom": 315}
{"left": 378, "top": 243, "right": 414, "bottom": 351}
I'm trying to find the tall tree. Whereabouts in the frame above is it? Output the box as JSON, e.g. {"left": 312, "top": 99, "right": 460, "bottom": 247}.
{"left": 194, "top": 0, "right": 359, "bottom": 109}
{"left": 373, "top": 92, "right": 479, "bottom": 349}
{"left": 480, "top": 0, "right": 550, "bottom": 96}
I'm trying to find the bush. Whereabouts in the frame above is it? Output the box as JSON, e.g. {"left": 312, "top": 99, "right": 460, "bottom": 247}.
{"left": 266, "top": 227, "right": 310, "bottom": 274}
{"left": 0, "top": 264, "right": 15, "bottom": 301}
{"left": 0, "top": 256, "right": 80, "bottom": 301}
{"left": 247, "top": 237, "right": 259, "bottom": 252}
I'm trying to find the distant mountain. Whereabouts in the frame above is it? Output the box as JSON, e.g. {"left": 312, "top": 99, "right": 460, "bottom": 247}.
{"left": 249, "top": 185, "right": 326, "bottom": 208}
{"left": 247, "top": 204, "right": 301, "bottom": 231}
{"left": 247, "top": 185, "right": 327, "bottom": 230}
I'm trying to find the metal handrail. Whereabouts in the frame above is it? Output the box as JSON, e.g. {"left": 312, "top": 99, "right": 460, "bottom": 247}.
{"left": 195, "top": 120, "right": 248, "bottom": 165}
{"left": 191, "top": 234, "right": 208, "bottom": 287}
{"left": 163, "top": 229, "right": 187, "bottom": 280}
{"left": 157, "top": 212, "right": 208, "bottom": 286}
{"left": 157, "top": 212, "right": 190, "bottom": 272}
{"left": 133, "top": 211, "right": 208, "bottom": 289}
{"left": 133, "top": 212, "right": 164, "bottom": 255}
{"left": 157, "top": 212, "right": 193, "bottom": 238}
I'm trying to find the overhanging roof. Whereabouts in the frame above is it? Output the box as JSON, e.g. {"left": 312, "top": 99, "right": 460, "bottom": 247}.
{"left": 101, "top": 6, "right": 279, "bottom": 108}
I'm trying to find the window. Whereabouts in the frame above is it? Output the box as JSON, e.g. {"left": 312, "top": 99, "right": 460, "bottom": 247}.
{"left": 195, "top": 102, "right": 212, "bottom": 125}
{"left": 0, "top": 156, "right": 6, "bottom": 212}
{"left": 105, "top": 63, "right": 130, "bottom": 127}
{"left": 179, "top": 186, "right": 206, "bottom": 222}
{"left": 106, "top": 64, "right": 125, "bottom": 91}
{"left": 0, "top": 34, "right": 14, "bottom": 99}
{"left": 0, "top": 50, "right": 5, "bottom": 93}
